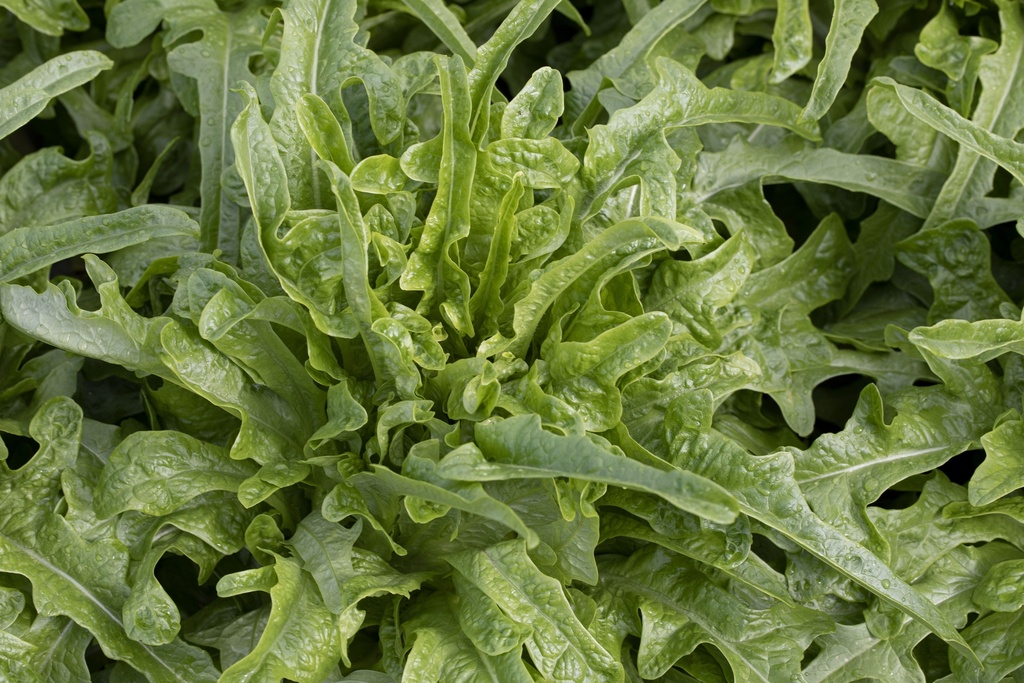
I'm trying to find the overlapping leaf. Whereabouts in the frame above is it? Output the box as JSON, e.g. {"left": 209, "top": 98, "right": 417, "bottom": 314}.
{"left": 2, "top": 0, "right": 1024, "bottom": 680}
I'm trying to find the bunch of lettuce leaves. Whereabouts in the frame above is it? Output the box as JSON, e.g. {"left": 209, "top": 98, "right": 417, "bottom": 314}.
{"left": 2, "top": 0, "right": 1024, "bottom": 680}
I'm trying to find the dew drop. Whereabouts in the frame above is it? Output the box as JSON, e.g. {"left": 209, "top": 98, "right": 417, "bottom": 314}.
{"left": 881, "top": 579, "right": 891, "bottom": 589}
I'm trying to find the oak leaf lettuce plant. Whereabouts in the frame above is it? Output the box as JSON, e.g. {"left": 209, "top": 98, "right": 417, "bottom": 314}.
{"left": 0, "top": 0, "right": 1023, "bottom": 681}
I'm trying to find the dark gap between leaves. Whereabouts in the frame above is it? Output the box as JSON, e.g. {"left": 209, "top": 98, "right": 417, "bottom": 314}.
{"left": 762, "top": 183, "right": 819, "bottom": 248}
{"left": 987, "top": 221, "right": 1024, "bottom": 301}
{"left": 990, "top": 166, "right": 1014, "bottom": 199}
{"left": 1, "top": 433, "right": 37, "bottom": 471}
{"left": 811, "top": 374, "right": 874, "bottom": 435}
{"left": 914, "top": 633, "right": 953, "bottom": 679}
{"left": 872, "top": 488, "right": 919, "bottom": 510}
{"left": 85, "top": 640, "right": 117, "bottom": 677}
{"left": 750, "top": 533, "right": 788, "bottom": 575}
{"left": 154, "top": 553, "right": 218, "bottom": 618}
{"left": 938, "top": 449, "right": 985, "bottom": 486}
{"left": 49, "top": 255, "right": 87, "bottom": 280}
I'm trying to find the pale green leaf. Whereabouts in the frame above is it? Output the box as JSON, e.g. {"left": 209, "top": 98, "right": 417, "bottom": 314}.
{"left": 0, "top": 51, "right": 111, "bottom": 139}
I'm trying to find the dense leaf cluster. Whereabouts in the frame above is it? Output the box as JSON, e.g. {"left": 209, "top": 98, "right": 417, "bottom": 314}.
{"left": 1, "top": 0, "right": 1024, "bottom": 681}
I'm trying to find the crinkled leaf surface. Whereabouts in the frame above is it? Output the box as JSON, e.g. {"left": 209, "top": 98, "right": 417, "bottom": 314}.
{"left": 2, "top": 0, "right": 1024, "bottom": 680}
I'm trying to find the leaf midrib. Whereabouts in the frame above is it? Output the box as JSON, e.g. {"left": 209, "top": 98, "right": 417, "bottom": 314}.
{"left": 0, "top": 532, "right": 193, "bottom": 682}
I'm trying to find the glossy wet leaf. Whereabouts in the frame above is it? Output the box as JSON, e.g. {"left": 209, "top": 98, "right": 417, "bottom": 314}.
{"left": 0, "top": 51, "right": 111, "bottom": 139}
{"left": 441, "top": 414, "right": 739, "bottom": 524}
{"left": 0, "top": 206, "right": 199, "bottom": 283}
{"left": 218, "top": 557, "right": 353, "bottom": 682}
{"left": 447, "top": 540, "right": 623, "bottom": 683}
{"left": 800, "top": 0, "right": 878, "bottom": 123}
{"left": 1, "top": 0, "right": 1023, "bottom": 678}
